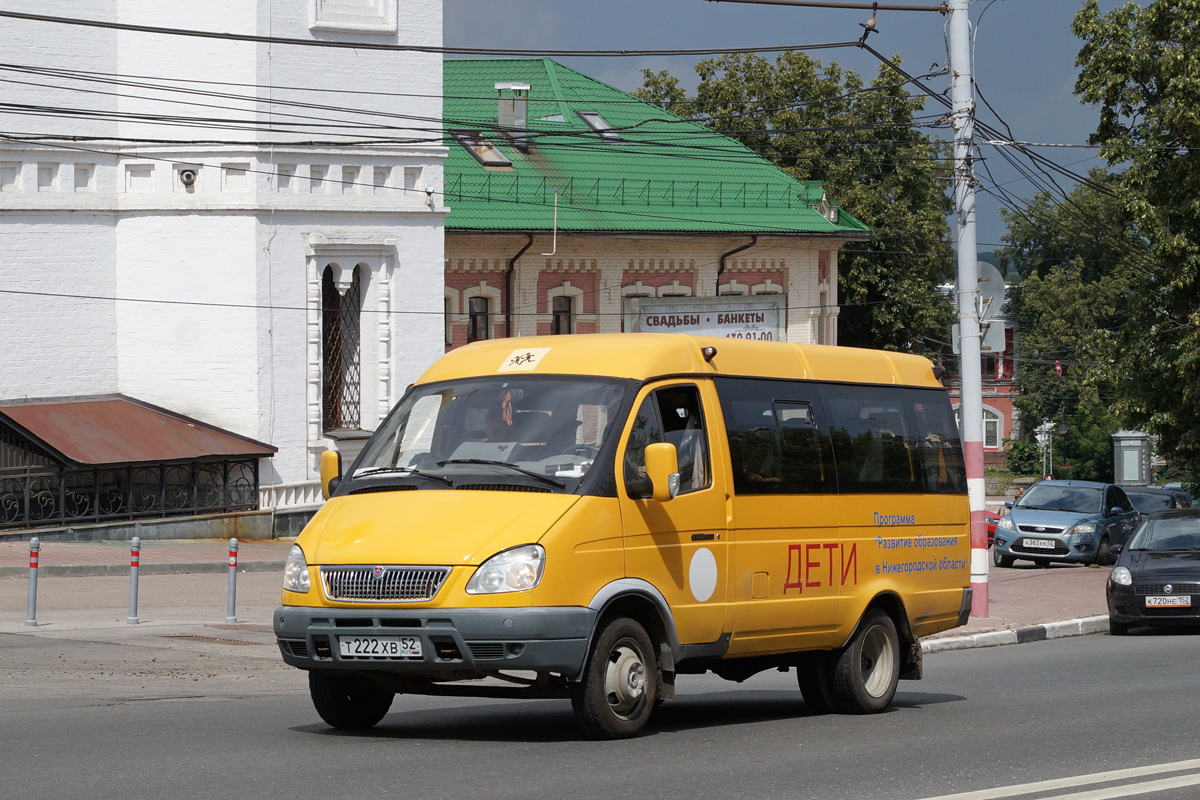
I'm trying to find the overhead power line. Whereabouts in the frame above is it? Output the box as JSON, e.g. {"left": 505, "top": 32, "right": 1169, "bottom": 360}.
{"left": 707, "top": 0, "right": 946, "bottom": 11}
{"left": 0, "top": 9, "right": 857, "bottom": 58}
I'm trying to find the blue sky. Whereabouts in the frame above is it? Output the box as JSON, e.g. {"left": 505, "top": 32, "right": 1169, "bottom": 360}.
{"left": 445, "top": 0, "right": 1130, "bottom": 248}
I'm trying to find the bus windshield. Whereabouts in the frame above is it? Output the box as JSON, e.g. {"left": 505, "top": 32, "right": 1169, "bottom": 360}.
{"left": 351, "top": 376, "right": 630, "bottom": 488}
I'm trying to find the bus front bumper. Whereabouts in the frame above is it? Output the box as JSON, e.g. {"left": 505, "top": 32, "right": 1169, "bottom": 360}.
{"left": 273, "top": 605, "right": 595, "bottom": 678}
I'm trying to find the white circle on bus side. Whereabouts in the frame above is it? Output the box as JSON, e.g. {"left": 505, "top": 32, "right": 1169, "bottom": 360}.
{"left": 689, "top": 547, "right": 718, "bottom": 602}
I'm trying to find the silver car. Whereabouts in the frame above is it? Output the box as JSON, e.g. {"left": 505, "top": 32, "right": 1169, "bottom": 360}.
{"left": 992, "top": 480, "right": 1141, "bottom": 567}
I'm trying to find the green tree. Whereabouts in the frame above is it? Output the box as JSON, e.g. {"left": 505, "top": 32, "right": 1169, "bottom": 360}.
{"left": 996, "top": 171, "right": 1143, "bottom": 480}
{"left": 1074, "top": 0, "right": 1200, "bottom": 487}
{"left": 638, "top": 53, "right": 954, "bottom": 353}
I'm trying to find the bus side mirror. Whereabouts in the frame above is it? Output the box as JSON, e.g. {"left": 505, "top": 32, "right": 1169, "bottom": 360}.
{"left": 644, "top": 442, "right": 681, "bottom": 502}
{"left": 320, "top": 449, "right": 343, "bottom": 500}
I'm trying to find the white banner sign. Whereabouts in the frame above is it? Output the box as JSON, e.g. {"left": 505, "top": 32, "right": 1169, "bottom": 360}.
{"left": 624, "top": 295, "right": 786, "bottom": 342}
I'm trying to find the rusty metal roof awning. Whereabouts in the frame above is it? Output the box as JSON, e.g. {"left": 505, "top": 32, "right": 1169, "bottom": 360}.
{"left": 0, "top": 395, "right": 276, "bottom": 466}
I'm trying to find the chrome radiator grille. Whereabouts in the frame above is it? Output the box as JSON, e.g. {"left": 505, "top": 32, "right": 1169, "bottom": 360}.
{"left": 320, "top": 566, "right": 450, "bottom": 603}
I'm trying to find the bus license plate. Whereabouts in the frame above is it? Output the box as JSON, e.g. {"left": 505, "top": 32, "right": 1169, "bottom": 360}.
{"left": 338, "top": 635, "right": 422, "bottom": 658}
{"left": 1023, "top": 538, "right": 1056, "bottom": 550}
{"left": 1145, "top": 595, "right": 1191, "bottom": 607}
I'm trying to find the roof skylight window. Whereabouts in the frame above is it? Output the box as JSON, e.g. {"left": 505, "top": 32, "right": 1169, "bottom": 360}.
{"left": 576, "top": 111, "right": 624, "bottom": 142}
{"left": 452, "top": 131, "right": 512, "bottom": 167}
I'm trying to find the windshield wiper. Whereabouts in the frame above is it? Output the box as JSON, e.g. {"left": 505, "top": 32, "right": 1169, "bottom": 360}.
{"left": 437, "top": 459, "right": 565, "bottom": 488}
{"left": 351, "top": 466, "right": 455, "bottom": 487}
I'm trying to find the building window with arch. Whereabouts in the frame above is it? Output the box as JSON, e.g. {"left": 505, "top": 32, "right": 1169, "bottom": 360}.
{"left": 467, "top": 295, "right": 490, "bottom": 343}
{"left": 983, "top": 407, "right": 1001, "bottom": 448}
{"left": 552, "top": 295, "right": 574, "bottom": 335}
{"left": 953, "top": 406, "right": 1003, "bottom": 449}
{"left": 322, "top": 264, "right": 363, "bottom": 431}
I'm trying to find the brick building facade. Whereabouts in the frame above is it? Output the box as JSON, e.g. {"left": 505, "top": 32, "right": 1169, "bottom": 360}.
{"left": 442, "top": 59, "right": 870, "bottom": 351}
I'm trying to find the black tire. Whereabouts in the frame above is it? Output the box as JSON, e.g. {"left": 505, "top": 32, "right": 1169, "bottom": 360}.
{"left": 796, "top": 652, "right": 837, "bottom": 714}
{"left": 571, "top": 617, "right": 657, "bottom": 739}
{"left": 1109, "top": 617, "right": 1129, "bottom": 636}
{"left": 1094, "top": 535, "right": 1111, "bottom": 567}
{"left": 308, "top": 672, "right": 394, "bottom": 730}
{"left": 831, "top": 609, "right": 900, "bottom": 714}
{"left": 993, "top": 548, "right": 1014, "bottom": 568}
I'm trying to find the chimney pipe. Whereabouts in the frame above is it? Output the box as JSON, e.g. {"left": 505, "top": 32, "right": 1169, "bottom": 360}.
{"left": 496, "top": 82, "right": 531, "bottom": 151}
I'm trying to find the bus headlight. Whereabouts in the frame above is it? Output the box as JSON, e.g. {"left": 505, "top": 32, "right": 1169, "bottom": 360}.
{"left": 466, "top": 545, "right": 546, "bottom": 594}
{"left": 283, "top": 544, "right": 311, "bottom": 593}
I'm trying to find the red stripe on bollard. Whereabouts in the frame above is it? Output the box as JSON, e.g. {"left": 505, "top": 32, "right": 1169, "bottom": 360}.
{"left": 29, "top": 553, "right": 38, "bottom": 569}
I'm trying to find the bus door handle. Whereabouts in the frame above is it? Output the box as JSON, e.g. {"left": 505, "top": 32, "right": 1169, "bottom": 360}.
{"left": 691, "top": 533, "right": 716, "bottom": 541}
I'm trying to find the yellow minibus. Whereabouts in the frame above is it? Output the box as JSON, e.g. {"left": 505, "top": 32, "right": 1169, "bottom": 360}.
{"left": 275, "top": 334, "right": 971, "bottom": 738}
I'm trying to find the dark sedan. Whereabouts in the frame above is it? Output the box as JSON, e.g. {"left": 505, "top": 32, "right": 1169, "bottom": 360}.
{"left": 1123, "top": 487, "right": 1191, "bottom": 516}
{"left": 1107, "top": 508, "right": 1200, "bottom": 635}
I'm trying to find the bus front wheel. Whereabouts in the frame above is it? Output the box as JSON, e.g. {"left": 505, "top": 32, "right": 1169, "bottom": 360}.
{"left": 308, "top": 672, "right": 394, "bottom": 729}
{"left": 831, "top": 609, "right": 900, "bottom": 714}
{"left": 571, "top": 616, "right": 658, "bottom": 739}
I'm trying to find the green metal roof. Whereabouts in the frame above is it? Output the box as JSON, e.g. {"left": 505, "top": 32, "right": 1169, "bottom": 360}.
{"left": 443, "top": 59, "right": 870, "bottom": 236}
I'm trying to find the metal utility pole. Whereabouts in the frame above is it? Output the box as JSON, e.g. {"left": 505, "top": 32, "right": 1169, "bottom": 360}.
{"left": 947, "top": 0, "right": 988, "bottom": 617}
{"left": 705, "top": 0, "right": 988, "bottom": 615}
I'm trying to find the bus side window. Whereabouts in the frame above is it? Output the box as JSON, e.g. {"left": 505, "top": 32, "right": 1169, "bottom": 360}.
{"left": 713, "top": 377, "right": 834, "bottom": 495}
{"left": 623, "top": 396, "right": 664, "bottom": 498}
{"left": 623, "top": 385, "right": 710, "bottom": 497}
{"left": 823, "top": 386, "right": 921, "bottom": 494}
{"left": 654, "top": 386, "right": 710, "bottom": 493}
{"left": 907, "top": 390, "right": 967, "bottom": 493}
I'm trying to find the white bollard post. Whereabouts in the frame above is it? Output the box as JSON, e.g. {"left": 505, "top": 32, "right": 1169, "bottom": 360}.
{"left": 127, "top": 537, "right": 141, "bottom": 625}
{"left": 25, "top": 537, "right": 40, "bottom": 627}
{"left": 225, "top": 538, "right": 239, "bottom": 624}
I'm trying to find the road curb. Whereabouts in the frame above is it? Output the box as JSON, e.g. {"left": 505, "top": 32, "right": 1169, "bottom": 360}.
{"left": 921, "top": 615, "right": 1110, "bottom": 653}
{"left": 0, "top": 561, "right": 284, "bottom": 580}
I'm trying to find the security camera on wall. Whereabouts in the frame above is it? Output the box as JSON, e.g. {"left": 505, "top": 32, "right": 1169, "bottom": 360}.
{"left": 179, "top": 168, "right": 197, "bottom": 187}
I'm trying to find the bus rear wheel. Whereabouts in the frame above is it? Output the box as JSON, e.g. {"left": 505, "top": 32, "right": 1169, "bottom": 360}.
{"left": 831, "top": 609, "right": 900, "bottom": 714}
{"left": 571, "top": 617, "right": 657, "bottom": 739}
{"left": 308, "top": 672, "right": 394, "bottom": 729}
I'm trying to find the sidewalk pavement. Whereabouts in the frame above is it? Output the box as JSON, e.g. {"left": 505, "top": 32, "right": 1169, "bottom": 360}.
{"left": 0, "top": 538, "right": 1114, "bottom": 652}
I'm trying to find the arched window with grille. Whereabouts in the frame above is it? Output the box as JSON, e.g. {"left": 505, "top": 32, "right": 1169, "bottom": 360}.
{"left": 322, "top": 264, "right": 363, "bottom": 431}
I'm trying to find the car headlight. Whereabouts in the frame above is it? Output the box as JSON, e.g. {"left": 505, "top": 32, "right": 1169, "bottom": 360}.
{"left": 283, "top": 544, "right": 311, "bottom": 593}
{"left": 997, "top": 517, "right": 1015, "bottom": 531}
{"left": 1070, "top": 523, "right": 1097, "bottom": 535}
{"left": 466, "top": 544, "right": 546, "bottom": 594}
{"left": 1110, "top": 566, "right": 1133, "bottom": 586}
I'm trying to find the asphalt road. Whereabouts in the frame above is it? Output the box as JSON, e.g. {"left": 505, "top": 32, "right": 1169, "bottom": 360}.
{"left": 3, "top": 628, "right": 1200, "bottom": 800}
